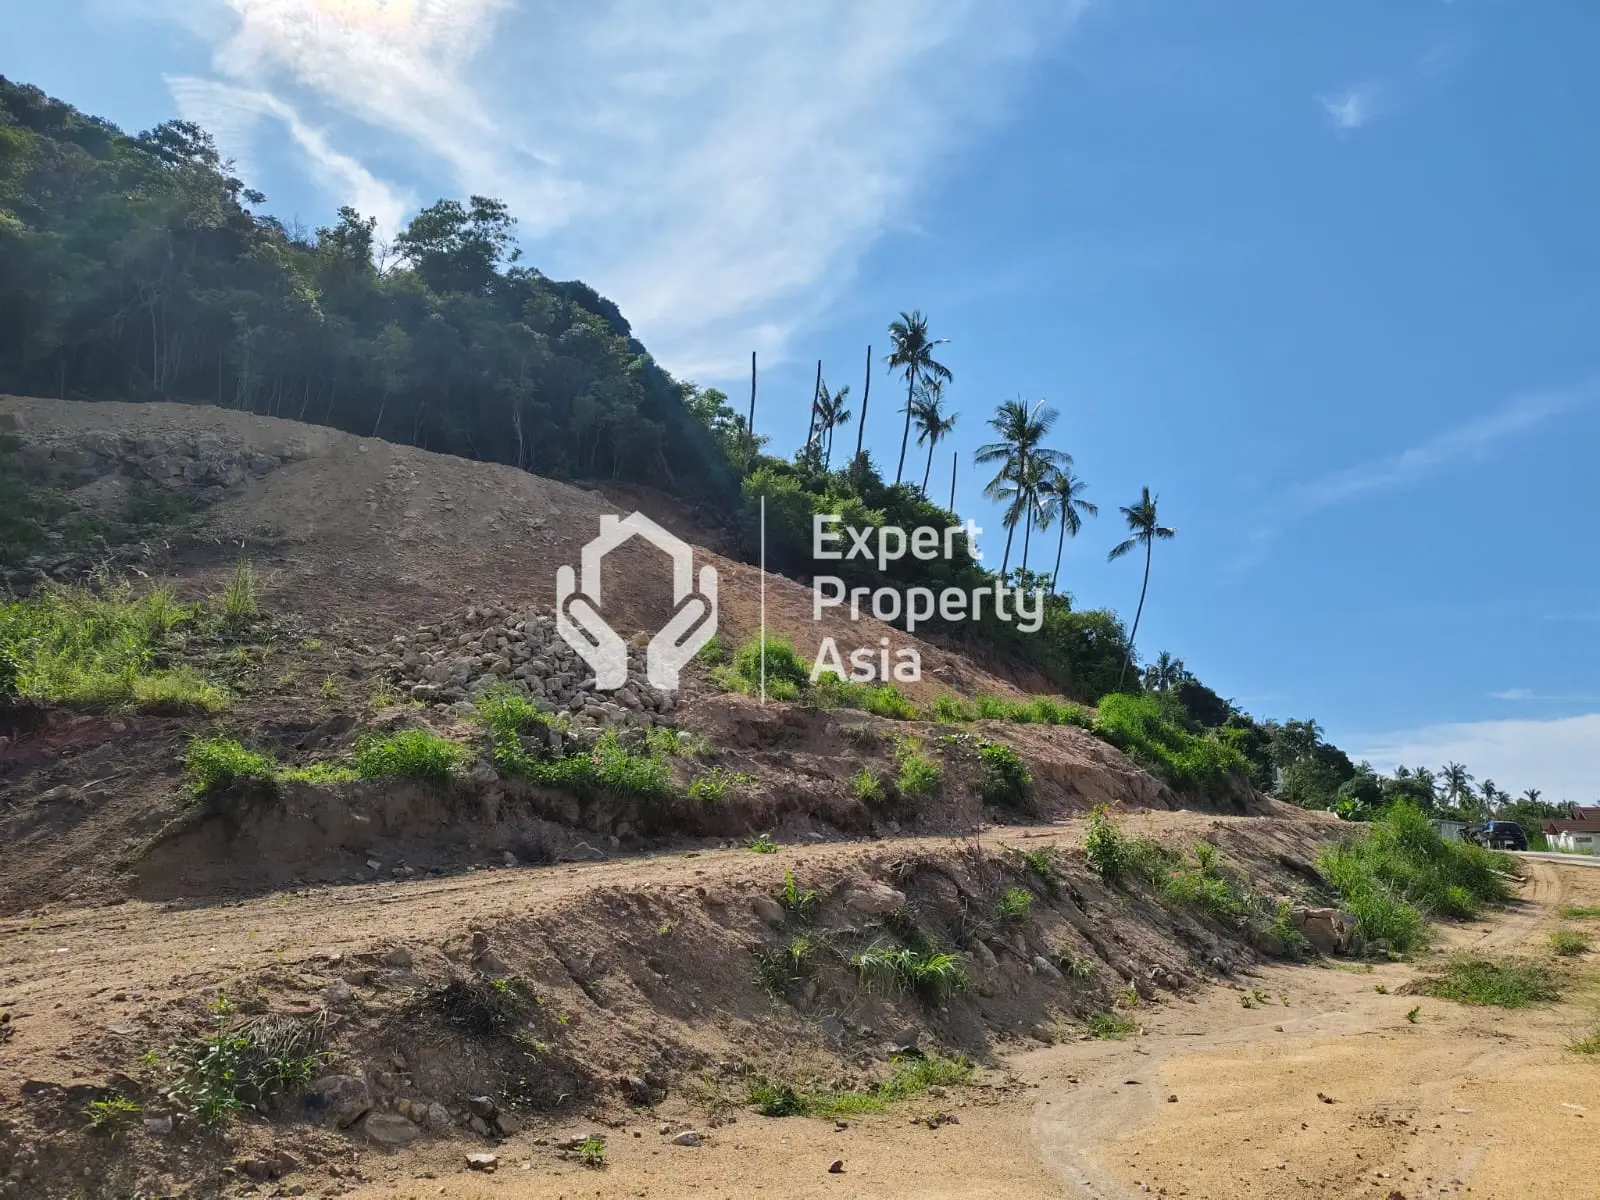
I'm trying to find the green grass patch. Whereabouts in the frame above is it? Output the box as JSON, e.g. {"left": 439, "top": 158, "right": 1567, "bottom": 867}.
{"left": 893, "top": 735, "right": 942, "bottom": 799}
{"left": 0, "top": 582, "right": 226, "bottom": 712}
{"left": 1549, "top": 930, "right": 1591, "bottom": 957}
{"left": 186, "top": 736, "right": 279, "bottom": 797}
{"left": 930, "top": 693, "right": 977, "bottom": 722}
{"left": 775, "top": 871, "right": 821, "bottom": 921}
{"left": 167, "top": 1014, "right": 326, "bottom": 1126}
{"left": 1571, "top": 1027, "right": 1600, "bottom": 1055}
{"left": 220, "top": 558, "right": 258, "bottom": 625}
{"left": 994, "top": 885, "right": 1033, "bottom": 923}
{"left": 748, "top": 832, "right": 779, "bottom": 854}
{"left": 353, "top": 728, "right": 467, "bottom": 783}
{"left": 1559, "top": 906, "right": 1600, "bottom": 920}
{"left": 1087, "top": 1011, "right": 1138, "bottom": 1039}
{"left": 747, "top": 1055, "right": 973, "bottom": 1118}
{"left": 1422, "top": 957, "right": 1561, "bottom": 1008}
{"left": 1317, "top": 802, "right": 1513, "bottom": 952}
{"left": 1091, "top": 692, "right": 1244, "bottom": 797}
{"left": 973, "top": 692, "right": 1091, "bottom": 727}
{"left": 687, "top": 767, "right": 752, "bottom": 804}
{"left": 850, "top": 944, "right": 970, "bottom": 1001}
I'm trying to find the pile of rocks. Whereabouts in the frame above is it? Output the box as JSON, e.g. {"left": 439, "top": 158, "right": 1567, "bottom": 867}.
{"left": 378, "top": 603, "right": 676, "bottom": 734}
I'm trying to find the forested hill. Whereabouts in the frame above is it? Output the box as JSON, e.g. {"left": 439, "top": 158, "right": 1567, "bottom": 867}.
{"left": 0, "top": 77, "right": 744, "bottom": 494}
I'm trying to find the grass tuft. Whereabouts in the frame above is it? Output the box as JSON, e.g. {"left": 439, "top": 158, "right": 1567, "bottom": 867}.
{"left": 1549, "top": 930, "right": 1591, "bottom": 957}
{"left": 353, "top": 728, "right": 467, "bottom": 783}
{"left": 1422, "top": 957, "right": 1560, "bottom": 1008}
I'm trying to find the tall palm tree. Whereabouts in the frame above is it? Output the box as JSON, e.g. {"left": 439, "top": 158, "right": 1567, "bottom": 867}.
{"left": 1479, "top": 778, "right": 1501, "bottom": 816}
{"left": 1036, "top": 467, "right": 1097, "bottom": 594}
{"left": 813, "top": 381, "right": 852, "bottom": 469}
{"left": 910, "top": 381, "right": 958, "bottom": 498}
{"left": 1107, "top": 487, "right": 1176, "bottom": 690}
{"left": 885, "top": 312, "right": 952, "bottom": 486}
{"left": 1522, "top": 787, "right": 1543, "bottom": 806}
{"left": 975, "top": 398, "right": 1067, "bottom": 575}
{"left": 1441, "top": 762, "right": 1474, "bottom": 809}
{"left": 1144, "top": 651, "right": 1187, "bottom": 692}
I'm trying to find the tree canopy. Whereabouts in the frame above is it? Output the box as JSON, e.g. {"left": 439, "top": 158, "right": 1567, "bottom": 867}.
{"left": 0, "top": 77, "right": 736, "bottom": 496}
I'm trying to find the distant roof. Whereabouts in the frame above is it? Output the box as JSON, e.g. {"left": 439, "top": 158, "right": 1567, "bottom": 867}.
{"left": 1543, "top": 818, "right": 1600, "bottom": 833}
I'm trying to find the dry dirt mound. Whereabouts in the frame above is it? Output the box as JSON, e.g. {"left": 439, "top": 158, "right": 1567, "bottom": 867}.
{"left": 0, "top": 395, "right": 1018, "bottom": 702}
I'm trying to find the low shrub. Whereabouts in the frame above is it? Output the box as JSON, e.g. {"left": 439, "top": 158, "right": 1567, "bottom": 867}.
{"left": 850, "top": 944, "right": 970, "bottom": 1000}
{"left": 893, "top": 735, "right": 942, "bottom": 799}
{"left": 976, "top": 739, "right": 1031, "bottom": 806}
{"left": 748, "top": 832, "right": 779, "bottom": 854}
{"left": 853, "top": 766, "right": 888, "bottom": 806}
{"left": 1083, "top": 804, "right": 1129, "bottom": 882}
{"left": 353, "top": 728, "right": 466, "bottom": 783}
{"left": 930, "top": 693, "right": 976, "bottom": 722}
{"left": 167, "top": 1014, "right": 326, "bottom": 1126}
{"left": 688, "top": 767, "right": 751, "bottom": 804}
{"left": 775, "top": 871, "right": 821, "bottom": 920}
{"left": 425, "top": 972, "right": 533, "bottom": 1036}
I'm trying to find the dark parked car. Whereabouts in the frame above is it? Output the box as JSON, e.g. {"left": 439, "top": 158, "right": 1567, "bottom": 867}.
{"left": 1465, "top": 821, "right": 1528, "bottom": 851}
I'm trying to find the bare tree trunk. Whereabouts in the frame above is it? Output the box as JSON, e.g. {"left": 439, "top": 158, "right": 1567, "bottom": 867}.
{"left": 854, "top": 344, "right": 871, "bottom": 460}
{"left": 804, "top": 359, "right": 822, "bottom": 460}
{"left": 894, "top": 372, "right": 915, "bottom": 485}
{"left": 1118, "top": 539, "right": 1152, "bottom": 690}
{"left": 948, "top": 450, "right": 957, "bottom": 511}
{"left": 920, "top": 438, "right": 935, "bottom": 497}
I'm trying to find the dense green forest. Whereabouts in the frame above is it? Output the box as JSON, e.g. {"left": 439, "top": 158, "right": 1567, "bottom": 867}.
{"left": 0, "top": 78, "right": 1568, "bottom": 824}
{"left": 0, "top": 77, "right": 738, "bottom": 493}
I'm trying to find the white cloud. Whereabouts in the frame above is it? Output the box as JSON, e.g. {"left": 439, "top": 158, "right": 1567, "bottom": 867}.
{"left": 1489, "top": 687, "right": 1599, "bottom": 704}
{"left": 1354, "top": 713, "right": 1600, "bottom": 806}
{"left": 1286, "top": 383, "right": 1587, "bottom": 512}
{"left": 130, "top": 0, "right": 1083, "bottom": 375}
{"left": 165, "top": 75, "right": 414, "bottom": 242}
{"left": 1315, "top": 41, "right": 1459, "bottom": 136}
{"left": 1317, "top": 82, "right": 1385, "bottom": 132}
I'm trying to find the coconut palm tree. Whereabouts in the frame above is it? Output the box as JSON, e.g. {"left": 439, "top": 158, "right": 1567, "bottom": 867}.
{"left": 1441, "top": 762, "right": 1474, "bottom": 810}
{"left": 885, "top": 312, "right": 952, "bottom": 486}
{"left": 910, "top": 381, "right": 958, "bottom": 498}
{"left": 1036, "top": 467, "right": 1097, "bottom": 594}
{"left": 975, "top": 398, "right": 1067, "bottom": 575}
{"left": 813, "top": 381, "right": 852, "bottom": 469}
{"left": 1144, "top": 651, "right": 1187, "bottom": 692}
{"left": 1522, "top": 787, "right": 1543, "bottom": 805}
{"left": 1479, "top": 778, "right": 1501, "bottom": 816}
{"left": 1107, "top": 487, "right": 1176, "bottom": 690}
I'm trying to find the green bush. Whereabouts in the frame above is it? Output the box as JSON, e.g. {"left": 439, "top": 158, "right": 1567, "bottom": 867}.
{"left": 1083, "top": 804, "right": 1129, "bottom": 882}
{"left": 1091, "top": 692, "right": 1244, "bottom": 797}
{"left": 0, "top": 643, "right": 17, "bottom": 697}
{"left": 973, "top": 692, "right": 1091, "bottom": 727}
{"left": 688, "top": 767, "right": 751, "bottom": 804}
{"left": 976, "top": 740, "right": 1031, "bottom": 806}
{"left": 352, "top": 728, "right": 466, "bottom": 783}
{"left": 726, "top": 633, "right": 810, "bottom": 696}
{"left": 167, "top": 1015, "right": 325, "bottom": 1126}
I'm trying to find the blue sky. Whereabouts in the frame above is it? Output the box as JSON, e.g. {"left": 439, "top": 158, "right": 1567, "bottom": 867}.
{"left": 5, "top": 1, "right": 1598, "bottom": 801}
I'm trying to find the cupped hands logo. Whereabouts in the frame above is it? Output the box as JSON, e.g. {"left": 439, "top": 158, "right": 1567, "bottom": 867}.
{"left": 556, "top": 512, "right": 717, "bottom": 692}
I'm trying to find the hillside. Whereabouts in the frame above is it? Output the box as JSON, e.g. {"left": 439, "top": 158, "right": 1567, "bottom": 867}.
{"left": 0, "top": 394, "right": 1365, "bottom": 1200}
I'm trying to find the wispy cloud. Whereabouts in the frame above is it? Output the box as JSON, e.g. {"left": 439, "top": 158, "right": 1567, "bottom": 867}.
{"left": 129, "top": 0, "right": 1084, "bottom": 376}
{"left": 1316, "top": 42, "right": 1459, "bottom": 136}
{"left": 1235, "top": 379, "right": 1591, "bottom": 566}
{"left": 165, "top": 75, "right": 415, "bottom": 242}
{"left": 1490, "top": 687, "right": 1599, "bottom": 704}
{"left": 1286, "top": 383, "right": 1585, "bottom": 512}
{"left": 1317, "top": 82, "right": 1385, "bottom": 133}
{"left": 1354, "top": 712, "right": 1600, "bottom": 804}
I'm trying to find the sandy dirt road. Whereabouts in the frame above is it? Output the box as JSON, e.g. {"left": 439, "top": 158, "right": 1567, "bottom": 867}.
{"left": 326, "top": 860, "right": 1600, "bottom": 1200}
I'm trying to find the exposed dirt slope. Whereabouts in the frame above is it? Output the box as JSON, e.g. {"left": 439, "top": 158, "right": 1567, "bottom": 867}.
{"left": 0, "top": 395, "right": 1018, "bottom": 701}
